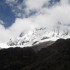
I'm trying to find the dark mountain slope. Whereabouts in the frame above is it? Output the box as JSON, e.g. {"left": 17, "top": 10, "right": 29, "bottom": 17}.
{"left": 32, "top": 41, "right": 54, "bottom": 52}
{"left": 22, "top": 39, "right": 70, "bottom": 70}
{"left": 0, "top": 47, "right": 37, "bottom": 70}
{"left": 0, "top": 39, "right": 70, "bottom": 70}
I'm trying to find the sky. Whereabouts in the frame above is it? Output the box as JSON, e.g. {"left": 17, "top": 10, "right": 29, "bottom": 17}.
{"left": 0, "top": 0, "right": 70, "bottom": 42}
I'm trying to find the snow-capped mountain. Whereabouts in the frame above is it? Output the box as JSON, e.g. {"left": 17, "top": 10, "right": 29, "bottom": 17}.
{"left": 0, "top": 22, "right": 70, "bottom": 48}
{"left": 6, "top": 22, "right": 70, "bottom": 48}
{"left": 7, "top": 27, "right": 50, "bottom": 47}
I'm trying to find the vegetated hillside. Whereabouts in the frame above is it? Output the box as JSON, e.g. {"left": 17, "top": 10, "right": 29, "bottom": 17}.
{"left": 0, "top": 39, "right": 70, "bottom": 70}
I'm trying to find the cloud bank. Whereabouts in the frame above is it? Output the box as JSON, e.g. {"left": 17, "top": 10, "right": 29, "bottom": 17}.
{"left": 0, "top": 0, "right": 70, "bottom": 42}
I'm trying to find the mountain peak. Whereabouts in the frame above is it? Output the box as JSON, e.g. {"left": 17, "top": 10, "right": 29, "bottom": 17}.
{"left": 7, "top": 24, "right": 70, "bottom": 48}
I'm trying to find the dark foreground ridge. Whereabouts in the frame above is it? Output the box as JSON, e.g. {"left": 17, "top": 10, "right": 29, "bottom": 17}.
{"left": 0, "top": 38, "right": 70, "bottom": 70}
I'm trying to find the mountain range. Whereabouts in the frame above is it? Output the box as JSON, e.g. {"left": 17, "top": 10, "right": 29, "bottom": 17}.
{"left": 0, "top": 38, "right": 70, "bottom": 70}
{"left": 6, "top": 22, "right": 70, "bottom": 48}
{"left": 0, "top": 22, "right": 70, "bottom": 70}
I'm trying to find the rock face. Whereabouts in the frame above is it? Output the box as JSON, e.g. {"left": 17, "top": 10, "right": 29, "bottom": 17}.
{"left": 0, "top": 38, "right": 70, "bottom": 70}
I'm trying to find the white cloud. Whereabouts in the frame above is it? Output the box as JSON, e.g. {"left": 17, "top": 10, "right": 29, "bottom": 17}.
{"left": 6, "top": 0, "right": 49, "bottom": 17}
{"left": 25, "top": 0, "right": 48, "bottom": 10}
{"left": 0, "top": 0, "right": 70, "bottom": 43}
{"left": 6, "top": 0, "right": 26, "bottom": 17}
{"left": 25, "top": 0, "right": 49, "bottom": 15}
{"left": 27, "top": 3, "right": 70, "bottom": 29}
{"left": 10, "top": 18, "right": 36, "bottom": 37}
{"left": 6, "top": 0, "right": 17, "bottom": 4}
{"left": 60, "top": 0, "right": 69, "bottom": 5}
{"left": 0, "top": 18, "right": 36, "bottom": 42}
{"left": 0, "top": 24, "right": 12, "bottom": 43}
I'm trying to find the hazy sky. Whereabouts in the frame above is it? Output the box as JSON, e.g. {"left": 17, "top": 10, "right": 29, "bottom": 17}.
{"left": 0, "top": 0, "right": 70, "bottom": 42}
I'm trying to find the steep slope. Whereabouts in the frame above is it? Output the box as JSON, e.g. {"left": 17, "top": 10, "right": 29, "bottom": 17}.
{"left": 22, "top": 39, "right": 70, "bottom": 70}
{"left": 0, "top": 39, "right": 70, "bottom": 70}
{"left": 7, "top": 27, "right": 54, "bottom": 47}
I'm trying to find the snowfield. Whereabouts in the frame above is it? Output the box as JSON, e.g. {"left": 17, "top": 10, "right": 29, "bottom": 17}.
{"left": 0, "top": 22, "right": 70, "bottom": 48}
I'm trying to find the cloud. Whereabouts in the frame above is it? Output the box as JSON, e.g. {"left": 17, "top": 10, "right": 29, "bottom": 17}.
{"left": 28, "top": 2, "right": 70, "bottom": 28}
{"left": 0, "top": 0, "right": 70, "bottom": 43}
{"left": 6, "top": 0, "right": 16, "bottom": 3}
{"left": 10, "top": 18, "right": 36, "bottom": 37}
{"left": 5, "top": 0, "right": 49, "bottom": 17}
{"left": 0, "top": 23, "right": 12, "bottom": 43}
{"left": 6, "top": 0, "right": 26, "bottom": 17}
{"left": 5, "top": 0, "right": 59, "bottom": 17}
{"left": 9, "top": 4, "right": 70, "bottom": 36}
{"left": 60, "top": 0, "right": 69, "bottom": 5}
{"left": 0, "top": 18, "right": 35, "bottom": 42}
{"left": 25, "top": 0, "right": 48, "bottom": 10}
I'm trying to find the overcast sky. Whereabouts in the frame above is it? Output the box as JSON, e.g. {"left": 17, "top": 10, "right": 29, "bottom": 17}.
{"left": 0, "top": 0, "right": 70, "bottom": 42}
